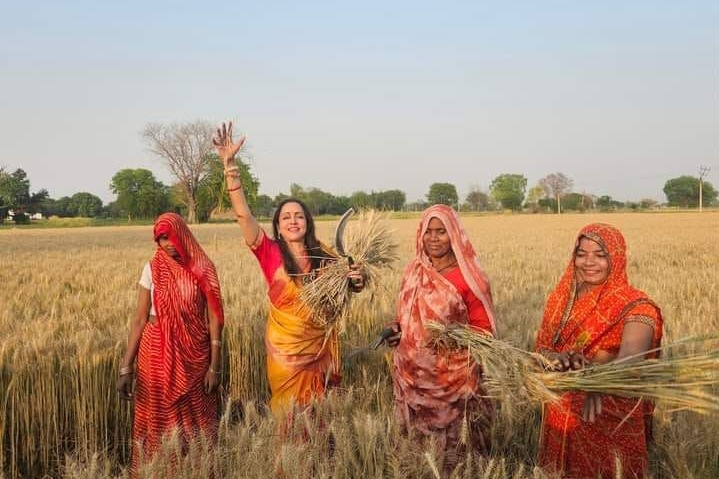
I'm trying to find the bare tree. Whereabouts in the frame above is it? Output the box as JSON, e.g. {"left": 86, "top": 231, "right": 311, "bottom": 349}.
{"left": 539, "top": 172, "right": 573, "bottom": 214}
{"left": 142, "top": 121, "right": 216, "bottom": 223}
{"left": 464, "top": 185, "right": 490, "bottom": 211}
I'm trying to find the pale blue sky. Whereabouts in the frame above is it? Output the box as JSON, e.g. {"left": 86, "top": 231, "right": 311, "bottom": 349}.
{"left": 1, "top": 1, "right": 717, "bottom": 203}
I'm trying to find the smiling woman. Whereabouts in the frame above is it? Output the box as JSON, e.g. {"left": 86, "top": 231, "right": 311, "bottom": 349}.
{"left": 212, "top": 121, "right": 367, "bottom": 420}
{"left": 535, "top": 223, "right": 663, "bottom": 479}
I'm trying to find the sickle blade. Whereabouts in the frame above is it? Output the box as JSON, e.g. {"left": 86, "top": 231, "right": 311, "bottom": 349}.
{"left": 334, "top": 207, "right": 355, "bottom": 257}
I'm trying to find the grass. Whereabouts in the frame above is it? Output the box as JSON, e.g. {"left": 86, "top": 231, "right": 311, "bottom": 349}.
{"left": 1, "top": 212, "right": 718, "bottom": 478}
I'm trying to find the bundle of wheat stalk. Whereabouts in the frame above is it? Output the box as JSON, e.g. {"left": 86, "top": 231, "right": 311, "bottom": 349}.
{"left": 427, "top": 322, "right": 719, "bottom": 415}
{"left": 300, "top": 209, "right": 399, "bottom": 328}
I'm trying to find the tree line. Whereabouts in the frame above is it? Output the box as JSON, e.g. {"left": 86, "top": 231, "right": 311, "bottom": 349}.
{"left": 1, "top": 121, "right": 716, "bottom": 224}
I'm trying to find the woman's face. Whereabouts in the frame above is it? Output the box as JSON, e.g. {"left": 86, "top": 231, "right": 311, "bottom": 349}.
{"left": 423, "top": 217, "right": 452, "bottom": 260}
{"left": 157, "top": 234, "right": 180, "bottom": 259}
{"left": 574, "top": 237, "right": 610, "bottom": 286}
{"left": 277, "top": 202, "right": 307, "bottom": 243}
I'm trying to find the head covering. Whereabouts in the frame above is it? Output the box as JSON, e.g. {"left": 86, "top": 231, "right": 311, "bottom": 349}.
{"left": 392, "top": 204, "right": 496, "bottom": 437}
{"left": 152, "top": 212, "right": 224, "bottom": 326}
{"left": 408, "top": 204, "right": 496, "bottom": 335}
{"left": 536, "top": 222, "right": 660, "bottom": 356}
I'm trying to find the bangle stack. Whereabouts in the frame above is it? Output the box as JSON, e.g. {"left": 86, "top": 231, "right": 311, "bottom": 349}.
{"left": 224, "top": 164, "right": 240, "bottom": 177}
{"left": 119, "top": 365, "right": 134, "bottom": 376}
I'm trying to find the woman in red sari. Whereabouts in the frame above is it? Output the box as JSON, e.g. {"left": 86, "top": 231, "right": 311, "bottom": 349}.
{"left": 388, "top": 204, "right": 497, "bottom": 469}
{"left": 535, "top": 223, "right": 663, "bottom": 479}
{"left": 212, "top": 122, "right": 365, "bottom": 418}
{"left": 117, "top": 212, "right": 225, "bottom": 475}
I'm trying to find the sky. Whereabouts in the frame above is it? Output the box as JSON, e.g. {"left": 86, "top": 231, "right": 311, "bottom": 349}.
{"left": 1, "top": 1, "right": 717, "bottom": 204}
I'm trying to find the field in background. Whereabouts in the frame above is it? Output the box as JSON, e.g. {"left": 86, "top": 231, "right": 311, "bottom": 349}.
{"left": 1, "top": 213, "right": 717, "bottom": 478}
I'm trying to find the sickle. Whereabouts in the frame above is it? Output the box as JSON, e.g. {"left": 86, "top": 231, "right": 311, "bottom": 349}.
{"left": 334, "top": 207, "right": 355, "bottom": 258}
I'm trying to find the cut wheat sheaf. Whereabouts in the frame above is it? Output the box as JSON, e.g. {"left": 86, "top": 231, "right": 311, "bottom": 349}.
{"left": 299, "top": 210, "right": 400, "bottom": 329}
{"left": 427, "top": 322, "right": 719, "bottom": 415}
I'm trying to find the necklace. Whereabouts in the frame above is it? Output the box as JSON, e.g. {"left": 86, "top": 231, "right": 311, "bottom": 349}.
{"left": 434, "top": 259, "right": 458, "bottom": 274}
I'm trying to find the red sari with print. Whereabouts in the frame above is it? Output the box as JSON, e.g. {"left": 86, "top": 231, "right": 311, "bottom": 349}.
{"left": 392, "top": 205, "right": 497, "bottom": 464}
{"left": 132, "top": 213, "right": 224, "bottom": 475}
{"left": 535, "top": 223, "right": 663, "bottom": 479}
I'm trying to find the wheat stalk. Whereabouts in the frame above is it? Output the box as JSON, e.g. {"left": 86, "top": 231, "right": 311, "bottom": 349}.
{"left": 299, "top": 210, "right": 399, "bottom": 328}
{"left": 427, "top": 322, "right": 719, "bottom": 414}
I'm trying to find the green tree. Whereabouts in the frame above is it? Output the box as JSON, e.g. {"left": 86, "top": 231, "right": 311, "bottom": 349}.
{"left": 196, "top": 154, "right": 259, "bottom": 222}
{"left": 374, "top": 190, "right": 406, "bottom": 210}
{"left": 490, "top": 174, "right": 527, "bottom": 211}
{"left": 562, "top": 193, "right": 593, "bottom": 211}
{"left": 0, "top": 168, "right": 32, "bottom": 223}
{"left": 69, "top": 192, "right": 103, "bottom": 217}
{"left": 349, "top": 191, "right": 371, "bottom": 210}
{"left": 110, "top": 168, "right": 170, "bottom": 221}
{"left": 663, "top": 175, "right": 717, "bottom": 208}
{"left": 426, "top": 183, "right": 458, "bottom": 207}
{"left": 524, "top": 185, "right": 546, "bottom": 213}
{"left": 254, "top": 194, "right": 274, "bottom": 219}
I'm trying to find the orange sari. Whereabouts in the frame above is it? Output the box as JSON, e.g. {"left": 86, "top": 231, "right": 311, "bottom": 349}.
{"left": 392, "top": 205, "right": 497, "bottom": 459}
{"left": 252, "top": 232, "right": 339, "bottom": 417}
{"left": 536, "top": 223, "right": 663, "bottom": 479}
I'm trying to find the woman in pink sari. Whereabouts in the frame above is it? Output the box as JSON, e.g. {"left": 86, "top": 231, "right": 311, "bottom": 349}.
{"left": 387, "top": 204, "right": 497, "bottom": 469}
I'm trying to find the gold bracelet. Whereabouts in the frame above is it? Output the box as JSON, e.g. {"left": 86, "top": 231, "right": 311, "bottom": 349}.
{"left": 119, "top": 365, "right": 134, "bottom": 376}
{"left": 211, "top": 339, "right": 222, "bottom": 348}
{"left": 208, "top": 367, "right": 221, "bottom": 375}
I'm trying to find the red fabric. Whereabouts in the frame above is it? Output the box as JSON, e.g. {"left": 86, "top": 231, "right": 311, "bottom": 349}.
{"left": 392, "top": 205, "right": 496, "bottom": 457}
{"left": 250, "top": 228, "right": 340, "bottom": 417}
{"left": 132, "top": 213, "right": 222, "bottom": 474}
{"left": 442, "top": 267, "right": 492, "bottom": 333}
{"left": 536, "top": 223, "right": 663, "bottom": 479}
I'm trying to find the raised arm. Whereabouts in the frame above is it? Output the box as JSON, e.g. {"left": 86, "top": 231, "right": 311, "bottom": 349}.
{"left": 213, "top": 121, "right": 261, "bottom": 245}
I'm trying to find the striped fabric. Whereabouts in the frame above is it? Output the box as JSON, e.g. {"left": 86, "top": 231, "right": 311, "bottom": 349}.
{"left": 131, "top": 213, "right": 224, "bottom": 475}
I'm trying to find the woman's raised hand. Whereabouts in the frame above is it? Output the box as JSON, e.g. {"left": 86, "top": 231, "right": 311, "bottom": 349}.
{"left": 212, "top": 121, "right": 246, "bottom": 167}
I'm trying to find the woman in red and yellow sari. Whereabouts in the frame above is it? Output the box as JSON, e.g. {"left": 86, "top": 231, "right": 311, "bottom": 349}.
{"left": 388, "top": 204, "right": 498, "bottom": 469}
{"left": 213, "top": 122, "right": 365, "bottom": 417}
{"left": 117, "top": 212, "right": 225, "bottom": 476}
{"left": 535, "top": 223, "right": 663, "bottom": 479}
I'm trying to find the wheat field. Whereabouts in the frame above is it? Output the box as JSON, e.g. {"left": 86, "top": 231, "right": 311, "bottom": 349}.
{"left": 0, "top": 212, "right": 717, "bottom": 478}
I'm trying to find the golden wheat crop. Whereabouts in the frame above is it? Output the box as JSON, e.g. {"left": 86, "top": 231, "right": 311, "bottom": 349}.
{"left": 1, "top": 212, "right": 717, "bottom": 478}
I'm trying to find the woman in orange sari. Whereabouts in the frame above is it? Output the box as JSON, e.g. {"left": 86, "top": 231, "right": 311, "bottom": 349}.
{"left": 387, "top": 204, "right": 497, "bottom": 469}
{"left": 535, "top": 223, "right": 663, "bottom": 479}
{"left": 117, "top": 212, "right": 225, "bottom": 475}
{"left": 213, "top": 122, "right": 365, "bottom": 417}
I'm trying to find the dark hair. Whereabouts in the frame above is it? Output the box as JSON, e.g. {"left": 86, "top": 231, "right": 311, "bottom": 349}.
{"left": 272, "top": 198, "right": 334, "bottom": 281}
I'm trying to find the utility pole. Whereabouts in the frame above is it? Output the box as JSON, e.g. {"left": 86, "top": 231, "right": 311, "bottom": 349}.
{"left": 699, "top": 165, "right": 710, "bottom": 212}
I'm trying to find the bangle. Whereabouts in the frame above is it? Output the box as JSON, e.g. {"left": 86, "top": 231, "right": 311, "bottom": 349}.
{"left": 211, "top": 339, "right": 222, "bottom": 348}
{"left": 224, "top": 165, "right": 239, "bottom": 174}
{"left": 228, "top": 184, "right": 242, "bottom": 192}
{"left": 119, "top": 365, "right": 134, "bottom": 376}
{"left": 208, "top": 367, "right": 221, "bottom": 375}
